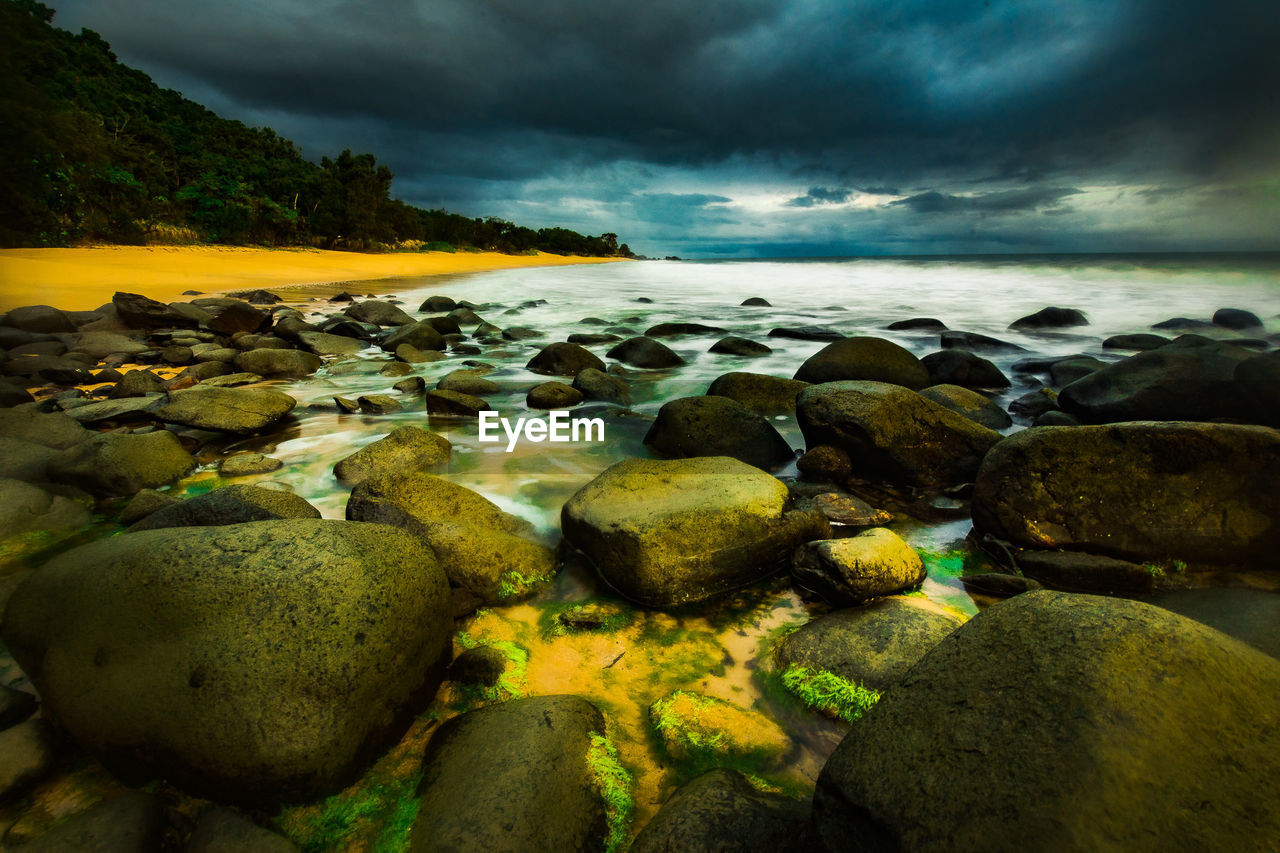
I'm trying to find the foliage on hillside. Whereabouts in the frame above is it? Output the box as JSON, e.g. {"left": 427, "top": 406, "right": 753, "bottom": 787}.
{"left": 0, "top": 0, "right": 632, "bottom": 256}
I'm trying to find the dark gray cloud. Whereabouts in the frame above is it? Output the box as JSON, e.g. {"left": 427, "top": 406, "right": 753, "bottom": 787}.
{"left": 47, "top": 0, "right": 1280, "bottom": 255}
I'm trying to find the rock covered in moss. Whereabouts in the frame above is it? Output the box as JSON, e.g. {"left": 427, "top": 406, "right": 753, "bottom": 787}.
{"left": 1, "top": 519, "right": 452, "bottom": 803}
{"left": 347, "top": 471, "right": 556, "bottom": 603}
{"left": 706, "top": 372, "right": 809, "bottom": 414}
{"left": 776, "top": 597, "right": 963, "bottom": 696}
{"left": 410, "top": 695, "right": 613, "bottom": 853}
{"left": 791, "top": 528, "right": 926, "bottom": 605}
{"left": 972, "top": 421, "right": 1280, "bottom": 565}
{"left": 527, "top": 381, "right": 584, "bottom": 409}
{"left": 812, "top": 591, "right": 1280, "bottom": 852}
{"left": 48, "top": 430, "right": 194, "bottom": 497}
{"left": 644, "top": 395, "right": 794, "bottom": 470}
{"left": 127, "top": 484, "right": 320, "bottom": 532}
{"left": 233, "top": 348, "right": 322, "bottom": 379}
{"left": 649, "top": 691, "right": 790, "bottom": 767}
{"left": 630, "top": 769, "right": 813, "bottom": 853}
{"left": 149, "top": 386, "right": 297, "bottom": 434}
{"left": 333, "top": 426, "right": 451, "bottom": 485}
{"left": 797, "top": 381, "right": 1001, "bottom": 489}
{"left": 219, "top": 453, "right": 284, "bottom": 476}
{"left": 562, "top": 457, "right": 829, "bottom": 607}
{"left": 793, "top": 337, "right": 929, "bottom": 388}
{"left": 919, "top": 384, "right": 1012, "bottom": 429}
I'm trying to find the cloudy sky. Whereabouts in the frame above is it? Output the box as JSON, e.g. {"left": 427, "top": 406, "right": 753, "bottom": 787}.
{"left": 50, "top": 0, "right": 1280, "bottom": 257}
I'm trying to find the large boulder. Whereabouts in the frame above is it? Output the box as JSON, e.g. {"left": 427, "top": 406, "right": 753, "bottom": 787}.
{"left": 149, "top": 386, "right": 297, "bottom": 434}
{"left": 233, "top": 348, "right": 322, "bottom": 378}
{"left": 644, "top": 395, "right": 794, "bottom": 470}
{"left": 775, "top": 597, "right": 963, "bottom": 692}
{"left": 706, "top": 372, "right": 810, "bottom": 414}
{"left": 128, "top": 484, "right": 321, "bottom": 531}
{"left": 48, "top": 430, "right": 194, "bottom": 497}
{"left": 0, "top": 408, "right": 89, "bottom": 449}
{"left": 607, "top": 336, "right": 685, "bottom": 369}
{"left": 1057, "top": 336, "right": 1254, "bottom": 423}
{"left": 1, "top": 305, "right": 75, "bottom": 334}
{"left": 1, "top": 519, "right": 452, "bottom": 803}
{"left": 573, "top": 368, "right": 630, "bottom": 405}
{"left": 112, "top": 292, "right": 196, "bottom": 329}
{"left": 526, "top": 342, "right": 607, "bottom": 377}
{"left": 797, "top": 381, "right": 1002, "bottom": 489}
{"left": 630, "top": 769, "right": 812, "bottom": 853}
{"left": 345, "top": 300, "right": 415, "bottom": 326}
{"left": 812, "top": 591, "right": 1280, "bottom": 852}
{"left": 919, "top": 384, "right": 1012, "bottom": 430}
{"left": 333, "top": 426, "right": 451, "bottom": 485}
{"left": 561, "top": 457, "right": 829, "bottom": 607}
{"left": 347, "top": 472, "right": 556, "bottom": 603}
{"left": 794, "top": 337, "right": 929, "bottom": 388}
{"left": 0, "top": 479, "right": 92, "bottom": 567}
{"left": 381, "top": 320, "right": 446, "bottom": 352}
{"left": 791, "top": 528, "right": 926, "bottom": 605}
{"left": 298, "top": 330, "right": 365, "bottom": 356}
{"left": 972, "top": 422, "right": 1280, "bottom": 565}
{"left": 920, "top": 349, "right": 1010, "bottom": 389}
{"left": 409, "top": 695, "right": 612, "bottom": 853}
{"left": 1008, "top": 306, "right": 1088, "bottom": 330}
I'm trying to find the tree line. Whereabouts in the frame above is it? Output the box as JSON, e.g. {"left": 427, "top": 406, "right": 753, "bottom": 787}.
{"left": 0, "top": 0, "right": 632, "bottom": 256}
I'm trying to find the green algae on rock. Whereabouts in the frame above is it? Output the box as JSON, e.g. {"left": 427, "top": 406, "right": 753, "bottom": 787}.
{"left": 649, "top": 691, "right": 791, "bottom": 771}
{"left": 562, "top": 456, "right": 829, "bottom": 608}
{"left": 1, "top": 519, "right": 453, "bottom": 804}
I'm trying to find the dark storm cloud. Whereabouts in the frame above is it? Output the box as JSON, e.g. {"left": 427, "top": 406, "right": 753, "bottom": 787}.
{"left": 786, "top": 187, "right": 853, "bottom": 207}
{"left": 46, "top": 0, "right": 1280, "bottom": 253}
{"left": 891, "top": 187, "right": 1082, "bottom": 215}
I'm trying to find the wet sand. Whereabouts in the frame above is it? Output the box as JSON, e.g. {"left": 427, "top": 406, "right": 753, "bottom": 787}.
{"left": 0, "top": 245, "right": 628, "bottom": 312}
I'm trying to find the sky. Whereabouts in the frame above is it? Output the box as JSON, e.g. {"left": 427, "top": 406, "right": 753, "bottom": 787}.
{"left": 49, "top": 0, "right": 1280, "bottom": 258}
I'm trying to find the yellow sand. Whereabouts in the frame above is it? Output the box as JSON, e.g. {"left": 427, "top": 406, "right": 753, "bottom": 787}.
{"left": 0, "top": 245, "right": 627, "bottom": 312}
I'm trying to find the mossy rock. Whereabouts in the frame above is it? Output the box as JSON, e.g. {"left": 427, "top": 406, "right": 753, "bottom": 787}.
{"left": 812, "top": 591, "right": 1280, "bottom": 852}
{"left": 791, "top": 528, "right": 926, "bottom": 605}
{"left": 47, "top": 430, "right": 194, "bottom": 497}
{"left": 972, "top": 421, "right": 1280, "bottom": 565}
{"left": 561, "top": 457, "right": 829, "bottom": 608}
{"left": 919, "top": 383, "right": 1012, "bottom": 430}
{"left": 332, "top": 426, "right": 451, "bottom": 485}
{"left": 409, "top": 695, "right": 617, "bottom": 853}
{"left": 127, "top": 484, "right": 321, "bottom": 532}
{"left": 797, "top": 381, "right": 1001, "bottom": 489}
{"left": 2, "top": 519, "right": 453, "bottom": 804}
{"left": 649, "top": 691, "right": 790, "bottom": 769}
{"left": 705, "top": 372, "right": 809, "bottom": 414}
{"left": 347, "top": 471, "right": 557, "bottom": 603}
{"left": 644, "top": 395, "right": 794, "bottom": 471}
{"left": 148, "top": 386, "right": 297, "bottom": 434}
{"left": 630, "top": 769, "right": 813, "bottom": 853}
{"left": 794, "top": 337, "right": 929, "bottom": 388}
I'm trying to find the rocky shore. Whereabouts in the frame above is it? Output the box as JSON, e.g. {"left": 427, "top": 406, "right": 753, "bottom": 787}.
{"left": 0, "top": 285, "right": 1277, "bottom": 851}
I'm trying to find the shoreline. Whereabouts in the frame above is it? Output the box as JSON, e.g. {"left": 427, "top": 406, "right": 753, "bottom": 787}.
{"left": 0, "top": 245, "right": 629, "bottom": 312}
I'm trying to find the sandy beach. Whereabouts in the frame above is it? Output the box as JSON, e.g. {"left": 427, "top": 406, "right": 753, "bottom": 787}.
{"left": 0, "top": 245, "right": 627, "bottom": 312}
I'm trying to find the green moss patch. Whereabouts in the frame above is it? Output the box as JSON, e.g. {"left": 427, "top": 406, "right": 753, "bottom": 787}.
{"left": 779, "top": 664, "right": 880, "bottom": 724}
{"left": 281, "top": 773, "right": 421, "bottom": 853}
{"left": 649, "top": 691, "right": 790, "bottom": 774}
{"left": 587, "top": 732, "right": 634, "bottom": 853}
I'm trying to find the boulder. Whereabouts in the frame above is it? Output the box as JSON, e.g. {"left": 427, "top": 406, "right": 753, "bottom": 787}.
{"left": 972, "top": 422, "right": 1280, "bottom": 565}
{"left": 219, "top": 453, "right": 283, "bottom": 476}
{"left": 1, "top": 305, "right": 75, "bottom": 334}
{"left": 381, "top": 321, "right": 446, "bottom": 352}
{"left": 109, "top": 368, "right": 166, "bottom": 398}
{"left": 0, "top": 436, "right": 57, "bottom": 483}
{"left": 17, "top": 792, "right": 166, "bottom": 852}
{"left": 920, "top": 349, "right": 1010, "bottom": 389}
{"left": 0, "top": 685, "right": 37, "bottom": 731}
{"left": 650, "top": 691, "right": 789, "bottom": 767}
{"left": 425, "top": 389, "right": 486, "bottom": 416}
{"left": 710, "top": 336, "right": 772, "bottom": 357}
{"left": 769, "top": 326, "right": 844, "bottom": 342}
{"left": 347, "top": 472, "right": 556, "bottom": 603}
{"left": 358, "top": 394, "right": 401, "bottom": 415}
{"left": 128, "top": 484, "right": 320, "bottom": 532}
{"left": 887, "top": 318, "right": 946, "bottom": 331}
{"left": 149, "top": 386, "right": 297, "bottom": 434}
{"left": 48, "top": 431, "right": 194, "bottom": 497}
{"left": 775, "top": 597, "right": 963, "bottom": 692}
{"left": 112, "top": 292, "right": 195, "bottom": 329}
{"left": 298, "top": 331, "right": 365, "bottom": 356}
{"left": 345, "top": 300, "right": 415, "bottom": 326}
{"left": 1102, "top": 333, "right": 1169, "bottom": 351}
{"left": 791, "top": 529, "right": 927, "bottom": 605}
{"left": 606, "top": 336, "right": 685, "bottom": 369}
{"left": 333, "top": 426, "right": 451, "bottom": 485}
{"left": 437, "top": 369, "right": 500, "bottom": 395}
{"left": 527, "top": 381, "right": 584, "bottom": 409}
{"left": 119, "top": 488, "right": 182, "bottom": 525}
{"left": 502, "top": 326, "right": 543, "bottom": 341}
{"left": 1008, "top": 306, "right": 1089, "bottom": 330}
{"left": 645, "top": 395, "right": 793, "bottom": 470}
{"left": 567, "top": 333, "right": 621, "bottom": 345}
{"left": 0, "top": 408, "right": 88, "bottom": 449}
{"left": 395, "top": 343, "right": 445, "bottom": 364}
{"left": 2, "top": 519, "right": 452, "bottom": 803}
{"left": 186, "top": 806, "right": 300, "bottom": 853}
{"left": 741, "top": 297, "right": 772, "bottom": 306}
{"left": 207, "top": 303, "right": 270, "bottom": 336}
{"left": 706, "top": 372, "right": 809, "bottom": 414}
{"left": 561, "top": 457, "right": 829, "bottom": 607}
{"left": 630, "top": 769, "right": 812, "bottom": 853}
{"left": 233, "top": 348, "right": 322, "bottom": 378}
{"left": 794, "top": 337, "right": 929, "bottom": 388}
{"left": 0, "top": 479, "right": 93, "bottom": 551}
{"left": 409, "top": 696, "right": 610, "bottom": 853}
{"left": 811, "top": 591, "right": 1280, "bottom": 852}
{"left": 526, "top": 342, "right": 607, "bottom": 376}
{"left": 1236, "top": 351, "right": 1280, "bottom": 427}
{"left": 1057, "top": 336, "right": 1253, "bottom": 423}
{"left": 572, "top": 368, "right": 630, "bottom": 405}
{"left": 796, "top": 381, "right": 1002, "bottom": 489}
{"left": 0, "top": 717, "right": 56, "bottom": 803}
{"left": 420, "top": 295, "right": 457, "bottom": 312}
{"left": 1014, "top": 549, "right": 1155, "bottom": 594}
{"left": 1212, "top": 307, "right": 1263, "bottom": 330}
{"left": 919, "top": 384, "right": 1012, "bottom": 430}
{"left": 1049, "top": 355, "right": 1106, "bottom": 386}
{"left": 645, "top": 322, "right": 728, "bottom": 337}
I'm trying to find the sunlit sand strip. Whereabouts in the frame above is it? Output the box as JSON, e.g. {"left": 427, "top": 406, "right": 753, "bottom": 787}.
{"left": 0, "top": 245, "right": 629, "bottom": 312}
